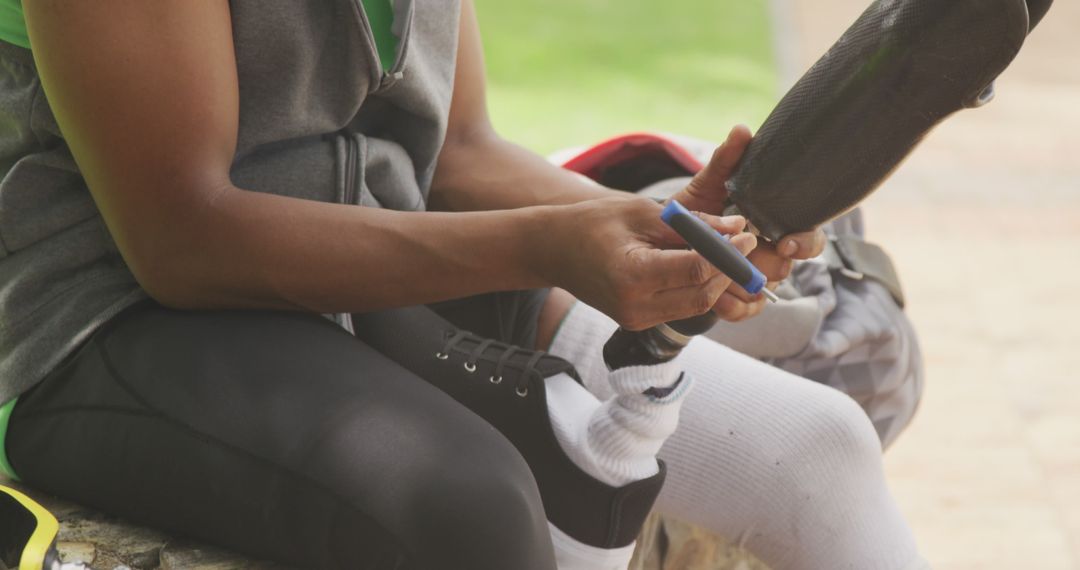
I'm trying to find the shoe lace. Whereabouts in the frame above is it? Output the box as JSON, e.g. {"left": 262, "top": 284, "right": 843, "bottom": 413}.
{"left": 466, "top": 338, "right": 496, "bottom": 371}
{"left": 493, "top": 344, "right": 517, "bottom": 385}
{"left": 436, "top": 330, "right": 469, "bottom": 361}
{"left": 436, "top": 329, "right": 546, "bottom": 398}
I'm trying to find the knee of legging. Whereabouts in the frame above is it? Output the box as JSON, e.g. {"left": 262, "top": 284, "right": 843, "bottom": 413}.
{"left": 771, "top": 386, "right": 885, "bottom": 487}
{"left": 405, "top": 429, "right": 554, "bottom": 570}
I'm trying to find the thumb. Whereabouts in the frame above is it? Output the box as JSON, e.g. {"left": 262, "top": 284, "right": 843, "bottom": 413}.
{"left": 687, "top": 125, "right": 753, "bottom": 197}
{"left": 729, "top": 231, "right": 757, "bottom": 256}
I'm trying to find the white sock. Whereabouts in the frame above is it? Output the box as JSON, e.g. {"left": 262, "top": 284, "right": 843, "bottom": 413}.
{"left": 549, "top": 300, "right": 930, "bottom": 570}
{"left": 548, "top": 301, "right": 621, "bottom": 400}
{"left": 545, "top": 362, "right": 689, "bottom": 488}
{"left": 548, "top": 521, "right": 638, "bottom": 570}
{"left": 543, "top": 336, "right": 691, "bottom": 570}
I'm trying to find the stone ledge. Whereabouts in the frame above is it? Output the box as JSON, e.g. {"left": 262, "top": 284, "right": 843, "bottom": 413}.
{"left": 2, "top": 477, "right": 283, "bottom": 570}
{"left": 5, "top": 476, "right": 765, "bottom": 569}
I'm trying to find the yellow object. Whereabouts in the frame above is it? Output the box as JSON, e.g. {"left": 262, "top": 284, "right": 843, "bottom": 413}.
{"left": 0, "top": 484, "right": 58, "bottom": 570}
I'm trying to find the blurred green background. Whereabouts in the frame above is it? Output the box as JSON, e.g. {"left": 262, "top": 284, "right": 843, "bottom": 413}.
{"left": 474, "top": 0, "right": 779, "bottom": 154}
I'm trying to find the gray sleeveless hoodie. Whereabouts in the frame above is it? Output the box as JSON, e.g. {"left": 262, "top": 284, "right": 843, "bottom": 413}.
{"left": 0, "top": 0, "right": 462, "bottom": 405}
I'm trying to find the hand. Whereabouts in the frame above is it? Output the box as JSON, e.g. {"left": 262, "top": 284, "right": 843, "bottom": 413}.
{"left": 712, "top": 228, "right": 826, "bottom": 321}
{"left": 666, "top": 125, "right": 827, "bottom": 320}
{"left": 668, "top": 124, "right": 754, "bottom": 216}
{"left": 542, "top": 196, "right": 757, "bottom": 331}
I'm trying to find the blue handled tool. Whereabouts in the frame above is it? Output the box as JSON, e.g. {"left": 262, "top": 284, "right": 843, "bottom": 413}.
{"left": 661, "top": 200, "right": 778, "bottom": 303}
{"left": 601, "top": 199, "right": 780, "bottom": 370}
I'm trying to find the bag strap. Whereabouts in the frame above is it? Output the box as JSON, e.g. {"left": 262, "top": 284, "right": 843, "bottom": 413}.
{"left": 822, "top": 236, "right": 906, "bottom": 308}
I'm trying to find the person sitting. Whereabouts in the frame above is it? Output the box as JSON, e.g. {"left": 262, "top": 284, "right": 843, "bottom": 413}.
{"left": 0, "top": 2, "right": 928, "bottom": 569}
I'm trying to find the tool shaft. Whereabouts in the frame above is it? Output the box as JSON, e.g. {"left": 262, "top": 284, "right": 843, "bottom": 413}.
{"left": 661, "top": 200, "right": 770, "bottom": 299}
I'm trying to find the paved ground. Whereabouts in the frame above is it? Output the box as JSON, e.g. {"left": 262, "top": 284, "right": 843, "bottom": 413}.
{"left": 787, "top": 1, "right": 1080, "bottom": 568}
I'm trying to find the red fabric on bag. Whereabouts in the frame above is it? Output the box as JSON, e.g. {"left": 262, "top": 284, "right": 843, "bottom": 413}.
{"left": 560, "top": 133, "right": 703, "bottom": 189}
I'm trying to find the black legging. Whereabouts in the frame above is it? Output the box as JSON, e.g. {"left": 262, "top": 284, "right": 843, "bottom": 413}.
{"left": 6, "top": 292, "right": 557, "bottom": 570}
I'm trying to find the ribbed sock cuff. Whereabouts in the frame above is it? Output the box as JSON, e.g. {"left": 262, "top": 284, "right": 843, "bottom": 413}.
{"left": 548, "top": 301, "right": 619, "bottom": 398}
{"left": 607, "top": 361, "right": 685, "bottom": 397}
{"left": 549, "top": 521, "right": 637, "bottom": 570}
{"left": 587, "top": 362, "right": 692, "bottom": 485}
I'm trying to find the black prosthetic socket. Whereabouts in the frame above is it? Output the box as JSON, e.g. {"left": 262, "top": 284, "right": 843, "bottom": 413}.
{"left": 602, "top": 313, "right": 719, "bottom": 370}
{"left": 1026, "top": 0, "right": 1054, "bottom": 29}
{"left": 352, "top": 306, "right": 666, "bottom": 549}
{"left": 724, "top": 0, "right": 1045, "bottom": 242}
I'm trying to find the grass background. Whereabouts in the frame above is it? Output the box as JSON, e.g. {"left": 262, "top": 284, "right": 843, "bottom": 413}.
{"left": 473, "top": 0, "right": 780, "bottom": 154}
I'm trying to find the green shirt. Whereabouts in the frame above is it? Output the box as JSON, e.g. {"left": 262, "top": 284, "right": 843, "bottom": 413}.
{"left": 0, "top": 0, "right": 28, "bottom": 49}
{"left": 364, "top": 0, "right": 399, "bottom": 71}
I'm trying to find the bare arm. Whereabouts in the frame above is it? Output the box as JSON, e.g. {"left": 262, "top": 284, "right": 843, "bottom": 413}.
{"left": 24, "top": 0, "right": 741, "bottom": 329}
{"left": 429, "top": 0, "right": 625, "bottom": 212}
{"left": 24, "top": 0, "right": 549, "bottom": 313}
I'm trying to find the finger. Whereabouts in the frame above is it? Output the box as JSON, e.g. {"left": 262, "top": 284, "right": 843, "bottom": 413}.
{"left": 718, "top": 233, "right": 771, "bottom": 303}
{"left": 712, "top": 290, "right": 767, "bottom": 322}
{"left": 642, "top": 211, "right": 748, "bottom": 248}
{"left": 724, "top": 279, "right": 765, "bottom": 303}
{"left": 775, "top": 228, "right": 827, "bottom": 260}
{"left": 635, "top": 247, "right": 724, "bottom": 290}
{"left": 647, "top": 272, "right": 733, "bottom": 325}
{"left": 712, "top": 291, "right": 751, "bottom": 321}
{"left": 747, "top": 245, "right": 795, "bottom": 282}
{"left": 709, "top": 231, "right": 760, "bottom": 302}
{"left": 648, "top": 228, "right": 758, "bottom": 290}
{"left": 696, "top": 211, "right": 747, "bottom": 235}
{"left": 703, "top": 124, "right": 754, "bottom": 182}
{"left": 729, "top": 231, "right": 756, "bottom": 255}
{"left": 682, "top": 125, "right": 754, "bottom": 206}
{"left": 719, "top": 275, "right": 774, "bottom": 304}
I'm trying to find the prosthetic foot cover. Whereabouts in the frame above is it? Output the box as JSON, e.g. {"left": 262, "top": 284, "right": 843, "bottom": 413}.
{"left": 352, "top": 307, "right": 681, "bottom": 568}
{"left": 725, "top": 0, "right": 1046, "bottom": 241}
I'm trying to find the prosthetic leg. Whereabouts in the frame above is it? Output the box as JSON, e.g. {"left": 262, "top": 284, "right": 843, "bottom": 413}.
{"left": 607, "top": 0, "right": 1053, "bottom": 370}
{"left": 725, "top": 0, "right": 1053, "bottom": 241}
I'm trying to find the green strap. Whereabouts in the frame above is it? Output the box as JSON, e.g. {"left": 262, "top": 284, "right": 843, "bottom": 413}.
{"left": 0, "top": 398, "right": 20, "bottom": 481}
{"left": 361, "top": 0, "right": 398, "bottom": 72}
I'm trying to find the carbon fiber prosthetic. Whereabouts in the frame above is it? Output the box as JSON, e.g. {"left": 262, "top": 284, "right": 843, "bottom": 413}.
{"left": 726, "top": 0, "right": 1051, "bottom": 242}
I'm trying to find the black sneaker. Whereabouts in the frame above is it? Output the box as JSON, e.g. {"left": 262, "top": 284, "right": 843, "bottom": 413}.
{"left": 352, "top": 305, "right": 665, "bottom": 550}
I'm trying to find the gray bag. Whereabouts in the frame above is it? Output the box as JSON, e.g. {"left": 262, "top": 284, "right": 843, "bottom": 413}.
{"left": 710, "top": 208, "right": 924, "bottom": 449}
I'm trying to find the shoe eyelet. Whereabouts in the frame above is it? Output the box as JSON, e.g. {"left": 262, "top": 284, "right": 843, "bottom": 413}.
{"left": 489, "top": 375, "right": 503, "bottom": 385}
{"left": 516, "top": 386, "right": 528, "bottom": 398}
{"left": 464, "top": 362, "right": 477, "bottom": 373}
{"left": 435, "top": 352, "right": 449, "bottom": 360}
